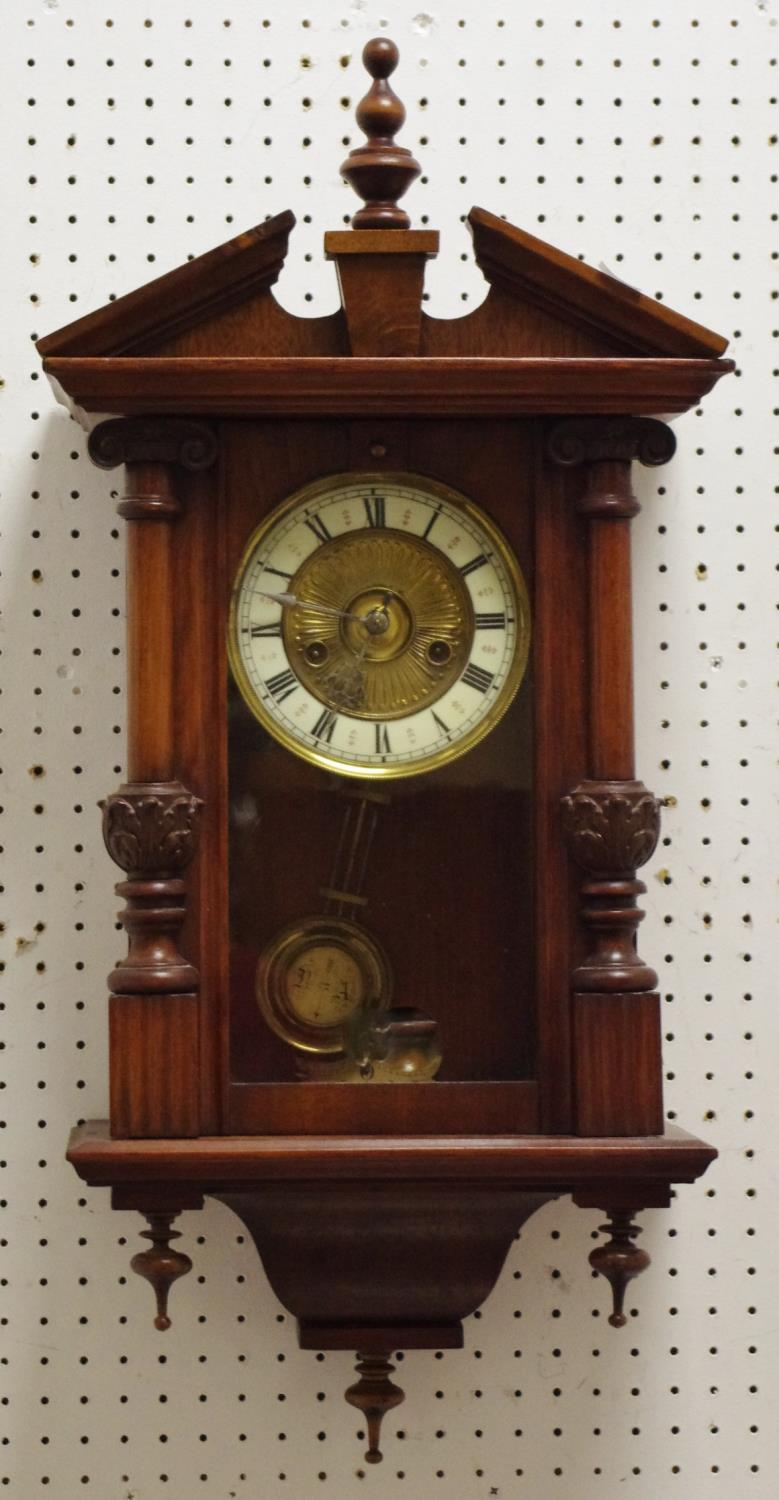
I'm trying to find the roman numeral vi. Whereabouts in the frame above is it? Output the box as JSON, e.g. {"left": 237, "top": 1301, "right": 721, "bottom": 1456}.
{"left": 363, "top": 494, "right": 386, "bottom": 528}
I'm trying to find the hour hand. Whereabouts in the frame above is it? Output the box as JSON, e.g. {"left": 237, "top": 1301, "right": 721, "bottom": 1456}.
{"left": 257, "top": 589, "right": 364, "bottom": 623}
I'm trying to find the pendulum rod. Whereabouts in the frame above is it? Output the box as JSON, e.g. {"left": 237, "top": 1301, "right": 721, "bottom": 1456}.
{"left": 320, "top": 786, "right": 389, "bottom": 920}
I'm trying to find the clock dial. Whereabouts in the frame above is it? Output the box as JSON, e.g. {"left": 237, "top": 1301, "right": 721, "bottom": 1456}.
{"left": 229, "top": 473, "right": 530, "bottom": 778}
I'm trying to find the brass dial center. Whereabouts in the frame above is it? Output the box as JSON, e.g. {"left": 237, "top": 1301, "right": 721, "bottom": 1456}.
{"left": 363, "top": 602, "right": 391, "bottom": 636}
{"left": 284, "top": 531, "right": 474, "bottom": 720}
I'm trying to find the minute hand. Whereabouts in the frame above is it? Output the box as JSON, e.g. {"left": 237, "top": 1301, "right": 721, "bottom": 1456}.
{"left": 257, "top": 589, "right": 365, "bottom": 623}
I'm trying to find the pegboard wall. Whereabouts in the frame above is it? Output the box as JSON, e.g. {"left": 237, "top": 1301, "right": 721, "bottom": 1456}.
{"left": 1, "top": 1, "right": 776, "bottom": 1495}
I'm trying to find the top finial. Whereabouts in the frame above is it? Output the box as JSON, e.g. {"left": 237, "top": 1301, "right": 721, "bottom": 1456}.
{"left": 340, "top": 38, "right": 421, "bottom": 229}
{"left": 362, "top": 36, "right": 400, "bottom": 81}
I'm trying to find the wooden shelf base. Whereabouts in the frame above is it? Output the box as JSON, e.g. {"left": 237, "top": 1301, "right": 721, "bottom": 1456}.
{"left": 68, "top": 1119, "right": 716, "bottom": 1190}
{"left": 69, "top": 1120, "right": 715, "bottom": 1374}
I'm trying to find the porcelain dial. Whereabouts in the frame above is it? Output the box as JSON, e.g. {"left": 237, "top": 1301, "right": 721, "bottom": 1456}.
{"left": 229, "top": 473, "right": 530, "bottom": 778}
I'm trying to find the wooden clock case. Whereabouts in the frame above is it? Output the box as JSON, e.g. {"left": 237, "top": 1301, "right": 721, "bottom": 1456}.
{"left": 39, "top": 41, "right": 732, "bottom": 1461}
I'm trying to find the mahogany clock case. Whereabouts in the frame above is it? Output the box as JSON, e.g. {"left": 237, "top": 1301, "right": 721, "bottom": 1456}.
{"left": 38, "top": 186, "right": 732, "bottom": 1148}
{"left": 37, "top": 200, "right": 732, "bottom": 1154}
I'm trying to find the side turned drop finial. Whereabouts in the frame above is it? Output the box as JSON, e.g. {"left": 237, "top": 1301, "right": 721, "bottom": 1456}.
{"left": 345, "top": 1351, "right": 405, "bottom": 1464}
{"left": 589, "top": 1210, "right": 651, "bottom": 1328}
{"left": 130, "top": 1212, "right": 193, "bottom": 1332}
{"left": 340, "top": 38, "right": 421, "bottom": 228}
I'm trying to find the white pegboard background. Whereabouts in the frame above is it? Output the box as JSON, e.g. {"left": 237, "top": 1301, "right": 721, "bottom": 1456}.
{"left": 1, "top": 1, "right": 776, "bottom": 1495}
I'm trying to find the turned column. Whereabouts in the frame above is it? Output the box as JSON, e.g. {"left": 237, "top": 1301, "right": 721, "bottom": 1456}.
{"left": 549, "top": 418, "right": 675, "bottom": 1138}
{"left": 89, "top": 418, "right": 217, "bottom": 1138}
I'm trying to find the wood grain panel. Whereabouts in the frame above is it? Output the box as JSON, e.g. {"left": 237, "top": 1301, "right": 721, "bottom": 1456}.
{"left": 68, "top": 1119, "right": 717, "bottom": 1189}
{"left": 574, "top": 992, "right": 664, "bottom": 1137}
{"left": 174, "top": 463, "right": 228, "bottom": 1134}
{"left": 42, "top": 355, "right": 733, "bottom": 422}
{"left": 109, "top": 995, "right": 200, "bottom": 1138}
{"left": 227, "top": 1080, "right": 539, "bottom": 1136}
{"left": 589, "top": 518, "right": 635, "bottom": 779}
{"left": 533, "top": 446, "right": 589, "bottom": 1131}
{"left": 219, "top": 1181, "right": 550, "bottom": 1335}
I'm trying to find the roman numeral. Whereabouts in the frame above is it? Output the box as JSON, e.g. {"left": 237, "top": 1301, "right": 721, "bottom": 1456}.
{"left": 264, "top": 668, "right": 298, "bottom": 703}
{"left": 262, "top": 564, "right": 292, "bottom": 581}
{"left": 363, "top": 493, "right": 386, "bottom": 528}
{"left": 422, "top": 506, "right": 441, "bottom": 540}
{"left": 461, "top": 662, "right": 495, "bottom": 694}
{"left": 304, "top": 513, "right": 332, "bottom": 545}
{"left": 431, "top": 710, "right": 450, "bottom": 739}
{"left": 249, "top": 621, "right": 282, "bottom": 638}
{"left": 474, "top": 612, "right": 506, "bottom": 630}
{"left": 312, "top": 706, "right": 338, "bottom": 743}
{"left": 459, "top": 553, "right": 488, "bottom": 577}
{"left": 264, "top": 672, "right": 297, "bottom": 705}
{"left": 374, "top": 724, "right": 391, "bottom": 754}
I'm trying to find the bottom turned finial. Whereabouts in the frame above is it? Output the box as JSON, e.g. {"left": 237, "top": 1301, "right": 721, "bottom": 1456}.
{"left": 345, "top": 1350, "right": 406, "bottom": 1464}
{"left": 130, "top": 1212, "right": 192, "bottom": 1331}
{"left": 589, "top": 1210, "right": 651, "bottom": 1327}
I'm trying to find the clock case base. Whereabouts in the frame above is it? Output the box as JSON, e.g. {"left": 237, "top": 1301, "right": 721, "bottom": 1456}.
{"left": 69, "top": 1119, "right": 715, "bottom": 1455}
{"left": 69, "top": 1120, "right": 715, "bottom": 1340}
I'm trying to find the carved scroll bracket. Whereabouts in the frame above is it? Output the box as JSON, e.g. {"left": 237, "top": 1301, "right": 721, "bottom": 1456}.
{"left": 88, "top": 416, "right": 218, "bottom": 519}
{"left": 548, "top": 416, "right": 676, "bottom": 517}
{"left": 561, "top": 779, "right": 661, "bottom": 992}
{"left": 101, "top": 781, "right": 203, "bottom": 995}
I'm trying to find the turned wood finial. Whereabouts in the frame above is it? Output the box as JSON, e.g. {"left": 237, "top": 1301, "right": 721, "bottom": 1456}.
{"left": 589, "top": 1210, "right": 651, "bottom": 1328}
{"left": 345, "top": 1351, "right": 405, "bottom": 1464}
{"left": 130, "top": 1212, "right": 193, "bottom": 1331}
{"left": 341, "top": 38, "right": 421, "bottom": 228}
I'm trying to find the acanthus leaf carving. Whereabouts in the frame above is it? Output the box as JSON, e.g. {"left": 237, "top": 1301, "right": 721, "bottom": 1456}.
{"left": 99, "top": 782, "right": 202, "bottom": 995}
{"left": 101, "top": 782, "right": 203, "bottom": 877}
{"left": 560, "top": 779, "right": 661, "bottom": 876}
{"left": 561, "top": 779, "right": 661, "bottom": 993}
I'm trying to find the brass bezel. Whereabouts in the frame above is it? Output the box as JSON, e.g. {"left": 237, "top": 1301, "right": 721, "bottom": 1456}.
{"left": 256, "top": 914, "right": 392, "bottom": 1055}
{"left": 228, "top": 471, "right": 531, "bottom": 779}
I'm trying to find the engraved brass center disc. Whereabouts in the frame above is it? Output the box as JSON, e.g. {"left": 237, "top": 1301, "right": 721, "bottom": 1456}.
{"left": 284, "top": 531, "right": 473, "bottom": 720}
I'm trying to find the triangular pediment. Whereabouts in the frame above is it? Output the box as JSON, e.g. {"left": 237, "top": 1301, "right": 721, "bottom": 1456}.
{"left": 38, "top": 200, "right": 728, "bottom": 368}
{"left": 36, "top": 210, "right": 349, "bottom": 360}
{"left": 461, "top": 207, "right": 728, "bottom": 358}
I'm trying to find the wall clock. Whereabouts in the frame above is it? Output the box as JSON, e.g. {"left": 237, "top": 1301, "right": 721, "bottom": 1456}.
{"left": 37, "top": 39, "right": 733, "bottom": 1464}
